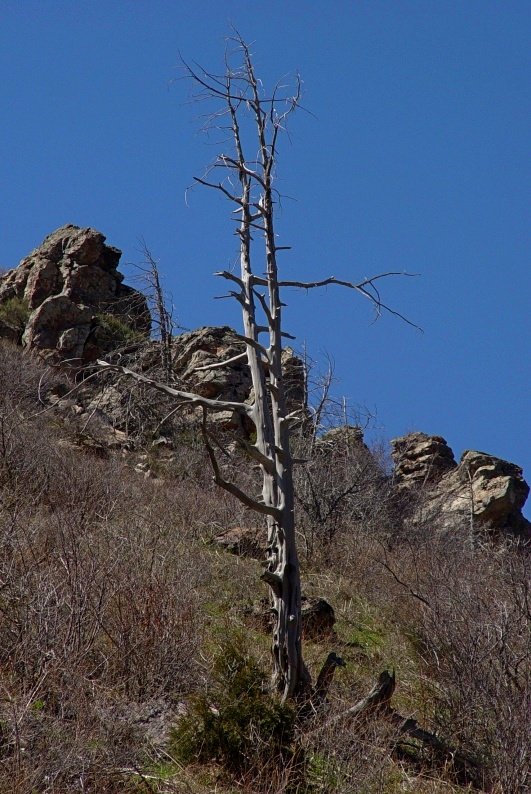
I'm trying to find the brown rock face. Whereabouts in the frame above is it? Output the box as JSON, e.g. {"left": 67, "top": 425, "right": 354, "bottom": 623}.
{"left": 0, "top": 225, "right": 150, "bottom": 364}
{"left": 169, "top": 326, "right": 307, "bottom": 428}
{"left": 437, "top": 450, "right": 530, "bottom": 536}
{"left": 391, "top": 432, "right": 456, "bottom": 487}
{"left": 392, "top": 432, "right": 530, "bottom": 540}
{"left": 171, "top": 326, "right": 252, "bottom": 402}
{"left": 169, "top": 327, "right": 307, "bottom": 412}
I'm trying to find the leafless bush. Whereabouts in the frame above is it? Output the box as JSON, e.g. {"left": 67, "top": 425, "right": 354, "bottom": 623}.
{"left": 0, "top": 361, "right": 210, "bottom": 789}
{"left": 0, "top": 340, "right": 70, "bottom": 411}
{"left": 374, "top": 531, "right": 530, "bottom": 791}
{"left": 293, "top": 429, "right": 399, "bottom": 566}
{"left": 301, "top": 706, "right": 405, "bottom": 793}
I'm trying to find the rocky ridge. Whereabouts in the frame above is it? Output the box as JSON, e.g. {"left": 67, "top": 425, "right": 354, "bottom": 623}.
{"left": 1, "top": 227, "right": 528, "bottom": 540}
{"left": 391, "top": 432, "right": 530, "bottom": 540}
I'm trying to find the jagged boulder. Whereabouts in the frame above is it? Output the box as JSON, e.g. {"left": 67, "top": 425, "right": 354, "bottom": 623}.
{"left": 392, "top": 432, "right": 530, "bottom": 540}
{"left": 434, "top": 450, "right": 530, "bottom": 537}
{"left": 0, "top": 225, "right": 150, "bottom": 364}
{"left": 391, "top": 432, "right": 456, "bottom": 487}
{"left": 316, "top": 425, "right": 370, "bottom": 456}
{"left": 171, "top": 326, "right": 252, "bottom": 402}
{"left": 169, "top": 326, "right": 306, "bottom": 411}
{"left": 86, "top": 325, "right": 308, "bottom": 438}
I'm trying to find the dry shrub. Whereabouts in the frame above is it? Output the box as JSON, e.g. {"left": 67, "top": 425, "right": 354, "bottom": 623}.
{"left": 1, "top": 342, "right": 528, "bottom": 792}
{"left": 292, "top": 431, "right": 400, "bottom": 567}
{"left": 0, "top": 491, "right": 206, "bottom": 789}
{"left": 302, "top": 710, "right": 405, "bottom": 794}
{"left": 414, "top": 539, "right": 529, "bottom": 791}
{"left": 0, "top": 352, "right": 210, "bottom": 789}
{"left": 301, "top": 438, "right": 530, "bottom": 792}
{"left": 371, "top": 530, "right": 531, "bottom": 791}
{"left": 0, "top": 340, "right": 70, "bottom": 411}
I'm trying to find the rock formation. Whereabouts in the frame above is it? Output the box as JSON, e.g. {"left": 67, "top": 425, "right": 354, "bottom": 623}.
{"left": 392, "top": 432, "right": 457, "bottom": 487}
{"left": 5, "top": 228, "right": 527, "bottom": 543}
{"left": 170, "top": 325, "right": 253, "bottom": 402}
{"left": 392, "top": 432, "right": 530, "bottom": 540}
{"left": 85, "top": 324, "right": 308, "bottom": 438}
{"left": 0, "top": 225, "right": 150, "bottom": 364}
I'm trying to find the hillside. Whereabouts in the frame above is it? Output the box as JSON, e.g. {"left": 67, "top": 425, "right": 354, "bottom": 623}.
{"left": 0, "top": 228, "right": 529, "bottom": 793}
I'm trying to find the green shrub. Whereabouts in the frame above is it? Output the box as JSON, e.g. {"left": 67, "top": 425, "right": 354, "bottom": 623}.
{"left": 306, "top": 751, "right": 343, "bottom": 792}
{"left": 170, "top": 638, "right": 296, "bottom": 779}
{"left": 95, "top": 312, "right": 144, "bottom": 347}
{"left": 0, "top": 296, "right": 29, "bottom": 331}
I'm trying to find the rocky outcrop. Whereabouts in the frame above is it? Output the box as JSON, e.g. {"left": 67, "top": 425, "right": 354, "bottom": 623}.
{"left": 86, "top": 325, "right": 308, "bottom": 438}
{"left": 170, "top": 326, "right": 252, "bottom": 402}
{"left": 168, "top": 326, "right": 306, "bottom": 412}
{"left": 391, "top": 432, "right": 456, "bottom": 487}
{"left": 432, "top": 450, "right": 530, "bottom": 537}
{"left": 392, "top": 432, "right": 530, "bottom": 540}
{"left": 315, "top": 425, "right": 371, "bottom": 457}
{"left": 0, "top": 225, "right": 150, "bottom": 364}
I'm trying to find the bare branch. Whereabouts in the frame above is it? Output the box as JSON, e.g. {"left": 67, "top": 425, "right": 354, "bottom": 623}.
{"left": 252, "top": 287, "right": 274, "bottom": 326}
{"left": 200, "top": 409, "right": 280, "bottom": 518}
{"left": 219, "top": 155, "right": 267, "bottom": 188}
{"left": 192, "top": 352, "right": 247, "bottom": 372}
{"left": 180, "top": 55, "right": 245, "bottom": 102}
{"left": 215, "top": 270, "right": 244, "bottom": 287}
{"left": 276, "top": 273, "right": 422, "bottom": 330}
{"left": 192, "top": 176, "right": 243, "bottom": 204}
{"left": 324, "top": 670, "right": 396, "bottom": 728}
{"left": 229, "top": 331, "right": 269, "bottom": 358}
{"left": 277, "top": 272, "right": 418, "bottom": 290}
{"left": 375, "top": 549, "right": 433, "bottom": 610}
{"left": 96, "top": 360, "right": 253, "bottom": 416}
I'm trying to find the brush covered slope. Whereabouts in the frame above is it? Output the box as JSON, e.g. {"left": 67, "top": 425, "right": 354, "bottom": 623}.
{"left": 0, "top": 228, "right": 529, "bottom": 793}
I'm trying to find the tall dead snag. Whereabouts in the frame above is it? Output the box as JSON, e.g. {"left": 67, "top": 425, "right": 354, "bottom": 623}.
{"left": 99, "top": 34, "right": 417, "bottom": 702}
{"left": 135, "top": 241, "right": 174, "bottom": 384}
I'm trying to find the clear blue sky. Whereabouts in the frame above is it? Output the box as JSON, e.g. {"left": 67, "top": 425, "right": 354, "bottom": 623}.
{"left": 1, "top": 1, "right": 530, "bottom": 507}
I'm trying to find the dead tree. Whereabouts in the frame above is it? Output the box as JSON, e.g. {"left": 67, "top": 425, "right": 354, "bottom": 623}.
{"left": 135, "top": 240, "right": 174, "bottom": 383}
{"left": 99, "top": 34, "right": 417, "bottom": 701}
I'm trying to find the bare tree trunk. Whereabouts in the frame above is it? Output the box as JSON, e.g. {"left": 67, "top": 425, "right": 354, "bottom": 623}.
{"left": 99, "top": 32, "right": 416, "bottom": 701}
{"left": 136, "top": 241, "right": 174, "bottom": 383}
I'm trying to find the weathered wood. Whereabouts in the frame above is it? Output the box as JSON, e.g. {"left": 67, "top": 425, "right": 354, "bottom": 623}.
{"left": 313, "top": 652, "right": 346, "bottom": 705}
{"left": 100, "top": 34, "right": 416, "bottom": 704}
{"left": 331, "top": 670, "right": 396, "bottom": 726}
{"left": 322, "top": 670, "right": 483, "bottom": 788}
{"left": 391, "top": 713, "right": 483, "bottom": 789}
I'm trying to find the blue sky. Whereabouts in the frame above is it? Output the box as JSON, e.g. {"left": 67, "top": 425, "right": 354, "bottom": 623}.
{"left": 1, "top": 1, "right": 530, "bottom": 507}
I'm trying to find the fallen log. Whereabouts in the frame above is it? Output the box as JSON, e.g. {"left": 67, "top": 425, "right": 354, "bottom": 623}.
{"left": 319, "top": 670, "right": 484, "bottom": 789}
